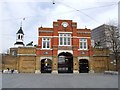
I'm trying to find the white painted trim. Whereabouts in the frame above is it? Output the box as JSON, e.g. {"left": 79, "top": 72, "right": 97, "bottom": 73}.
{"left": 78, "top": 49, "right": 88, "bottom": 51}
{"left": 16, "top": 39, "right": 23, "bottom": 42}
{"left": 14, "top": 45, "right": 24, "bottom": 47}
{"left": 58, "top": 50, "right": 73, "bottom": 55}
{"left": 39, "top": 36, "right": 53, "bottom": 38}
{"left": 17, "top": 54, "right": 36, "bottom": 56}
{"left": 78, "top": 57, "right": 90, "bottom": 61}
{"left": 40, "top": 57, "right": 53, "bottom": 61}
{"left": 58, "top": 32, "right": 72, "bottom": 33}
{"left": 53, "top": 36, "right": 58, "bottom": 38}
{"left": 79, "top": 38, "right": 88, "bottom": 50}
{"left": 40, "top": 49, "right": 53, "bottom": 50}
{"left": 59, "top": 33, "right": 71, "bottom": 46}
{"left": 38, "top": 36, "right": 90, "bottom": 38}
{"left": 42, "top": 37, "right": 51, "bottom": 49}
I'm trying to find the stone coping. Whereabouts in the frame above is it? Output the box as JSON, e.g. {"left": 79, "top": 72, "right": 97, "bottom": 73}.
{"left": 104, "top": 71, "right": 118, "bottom": 75}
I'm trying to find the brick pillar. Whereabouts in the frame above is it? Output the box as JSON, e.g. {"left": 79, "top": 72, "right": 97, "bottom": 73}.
{"left": 73, "top": 56, "right": 79, "bottom": 74}
{"left": 89, "top": 57, "right": 94, "bottom": 73}
{"left": 35, "top": 56, "right": 41, "bottom": 73}
{"left": 52, "top": 57, "right": 58, "bottom": 74}
{"left": 18, "top": 56, "right": 22, "bottom": 73}
{"left": 16, "top": 57, "right": 19, "bottom": 72}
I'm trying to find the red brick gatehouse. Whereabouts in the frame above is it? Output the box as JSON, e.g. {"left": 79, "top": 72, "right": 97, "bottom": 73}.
{"left": 36, "top": 20, "right": 93, "bottom": 74}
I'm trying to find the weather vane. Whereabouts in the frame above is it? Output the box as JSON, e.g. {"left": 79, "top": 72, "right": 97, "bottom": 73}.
{"left": 52, "top": 0, "right": 55, "bottom": 4}
{"left": 20, "top": 18, "right": 25, "bottom": 27}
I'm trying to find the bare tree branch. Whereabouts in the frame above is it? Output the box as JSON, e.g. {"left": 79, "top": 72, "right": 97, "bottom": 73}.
{"left": 104, "top": 22, "right": 120, "bottom": 71}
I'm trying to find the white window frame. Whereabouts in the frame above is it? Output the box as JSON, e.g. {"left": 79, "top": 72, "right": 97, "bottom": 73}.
{"left": 79, "top": 38, "right": 88, "bottom": 50}
{"left": 59, "top": 33, "right": 71, "bottom": 46}
{"left": 42, "top": 37, "right": 50, "bottom": 49}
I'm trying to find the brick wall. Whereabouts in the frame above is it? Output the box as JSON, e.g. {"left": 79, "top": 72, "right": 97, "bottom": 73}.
{"left": 92, "top": 48, "right": 112, "bottom": 73}
{"left": 2, "top": 47, "right": 36, "bottom": 73}
{"left": 2, "top": 54, "right": 18, "bottom": 70}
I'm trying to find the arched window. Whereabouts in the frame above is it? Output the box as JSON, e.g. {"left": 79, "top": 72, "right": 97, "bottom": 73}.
{"left": 58, "top": 52, "right": 73, "bottom": 73}
{"left": 18, "top": 35, "right": 20, "bottom": 39}
{"left": 79, "top": 59, "right": 89, "bottom": 73}
{"left": 41, "top": 59, "right": 52, "bottom": 73}
{"left": 12, "top": 51, "right": 17, "bottom": 56}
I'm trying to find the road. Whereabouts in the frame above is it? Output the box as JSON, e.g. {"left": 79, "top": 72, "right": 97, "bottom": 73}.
{"left": 2, "top": 73, "right": 118, "bottom": 88}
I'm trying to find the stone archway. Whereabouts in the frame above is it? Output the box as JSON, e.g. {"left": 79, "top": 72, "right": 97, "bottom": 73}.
{"left": 58, "top": 52, "right": 73, "bottom": 73}
{"left": 41, "top": 58, "right": 52, "bottom": 73}
{"left": 79, "top": 59, "right": 89, "bottom": 73}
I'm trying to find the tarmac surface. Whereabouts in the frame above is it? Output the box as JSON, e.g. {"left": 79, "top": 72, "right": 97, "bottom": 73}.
{"left": 2, "top": 73, "right": 118, "bottom": 88}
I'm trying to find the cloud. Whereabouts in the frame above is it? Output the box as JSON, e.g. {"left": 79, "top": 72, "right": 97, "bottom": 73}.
{"left": 0, "top": 0, "right": 119, "bottom": 53}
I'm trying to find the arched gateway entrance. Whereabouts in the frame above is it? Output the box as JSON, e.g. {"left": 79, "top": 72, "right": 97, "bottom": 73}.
{"left": 58, "top": 52, "right": 73, "bottom": 73}
{"left": 79, "top": 59, "right": 89, "bottom": 73}
{"left": 41, "top": 59, "right": 52, "bottom": 73}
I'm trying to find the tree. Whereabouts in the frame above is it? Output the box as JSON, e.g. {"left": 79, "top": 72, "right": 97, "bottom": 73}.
{"left": 104, "top": 23, "right": 120, "bottom": 71}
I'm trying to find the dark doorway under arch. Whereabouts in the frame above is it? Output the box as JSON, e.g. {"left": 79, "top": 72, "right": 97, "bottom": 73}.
{"left": 79, "top": 59, "right": 89, "bottom": 73}
{"left": 41, "top": 59, "right": 52, "bottom": 73}
{"left": 58, "top": 52, "right": 73, "bottom": 73}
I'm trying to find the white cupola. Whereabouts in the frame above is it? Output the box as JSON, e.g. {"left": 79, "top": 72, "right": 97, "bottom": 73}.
{"left": 14, "top": 26, "right": 24, "bottom": 47}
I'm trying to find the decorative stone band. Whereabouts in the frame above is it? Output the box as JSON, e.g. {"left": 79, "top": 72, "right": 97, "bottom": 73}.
{"left": 58, "top": 31, "right": 72, "bottom": 33}
{"left": 17, "top": 54, "right": 36, "bottom": 56}
{"left": 93, "top": 55, "right": 109, "bottom": 57}
{"left": 38, "top": 36, "right": 91, "bottom": 38}
{"left": 77, "top": 31, "right": 91, "bottom": 34}
{"left": 39, "top": 30, "right": 53, "bottom": 33}
{"left": 53, "top": 24, "right": 59, "bottom": 27}
{"left": 39, "top": 30, "right": 90, "bottom": 34}
{"left": 78, "top": 36, "right": 91, "bottom": 38}
{"left": 39, "top": 49, "right": 53, "bottom": 50}
{"left": 53, "top": 23, "right": 77, "bottom": 27}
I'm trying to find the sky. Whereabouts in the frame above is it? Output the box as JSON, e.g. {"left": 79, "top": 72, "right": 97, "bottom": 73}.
{"left": 0, "top": 0, "right": 119, "bottom": 53}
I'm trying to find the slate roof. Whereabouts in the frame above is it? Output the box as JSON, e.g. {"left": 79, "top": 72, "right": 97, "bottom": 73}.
{"left": 14, "top": 42, "right": 24, "bottom": 45}
{"left": 16, "top": 27, "right": 24, "bottom": 35}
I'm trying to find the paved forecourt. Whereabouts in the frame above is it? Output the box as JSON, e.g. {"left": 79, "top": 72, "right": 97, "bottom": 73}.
{"left": 2, "top": 73, "right": 118, "bottom": 88}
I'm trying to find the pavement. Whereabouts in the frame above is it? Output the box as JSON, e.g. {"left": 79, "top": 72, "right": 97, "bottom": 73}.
{"left": 2, "top": 73, "right": 118, "bottom": 88}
